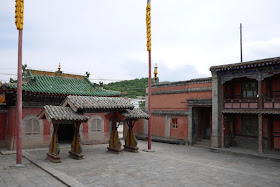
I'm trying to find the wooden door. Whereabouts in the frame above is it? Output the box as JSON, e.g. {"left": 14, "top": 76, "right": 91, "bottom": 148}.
{"left": 273, "top": 120, "right": 280, "bottom": 149}
{"left": 0, "top": 113, "right": 7, "bottom": 141}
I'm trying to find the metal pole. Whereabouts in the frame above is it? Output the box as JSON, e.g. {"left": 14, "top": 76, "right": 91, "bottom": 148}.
{"left": 16, "top": 29, "right": 23, "bottom": 164}
{"left": 148, "top": 51, "right": 152, "bottom": 150}
{"left": 240, "top": 23, "right": 243, "bottom": 62}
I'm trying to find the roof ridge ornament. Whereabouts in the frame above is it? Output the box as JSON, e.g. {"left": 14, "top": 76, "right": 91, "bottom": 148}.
{"left": 58, "top": 63, "right": 61, "bottom": 72}
{"left": 86, "top": 72, "right": 90, "bottom": 78}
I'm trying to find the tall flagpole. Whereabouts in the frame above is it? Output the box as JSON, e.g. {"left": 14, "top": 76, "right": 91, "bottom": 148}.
{"left": 146, "top": 0, "right": 152, "bottom": 150}
{"left": 240, "top": 23, "right": 243, "bottom": 62}
{"left": 14, "top": 0, "right": 24, "bottom": 167}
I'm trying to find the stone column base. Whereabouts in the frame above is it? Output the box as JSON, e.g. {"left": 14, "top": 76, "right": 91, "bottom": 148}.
{"left": 107, "top": 147, "right": 122, "bottom": 154}
{"left": 69, "top": 151, "right": 84, "bottom": 160}
{"left": 123, "top": 145, "right": 139, "bottom": 153}
{"left": 46, "top": 153, "right": 61, "bottom": 163}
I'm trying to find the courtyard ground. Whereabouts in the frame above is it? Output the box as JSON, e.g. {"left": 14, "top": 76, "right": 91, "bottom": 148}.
{"left": 1, "top": 140, "right": 280, "bottom": 187}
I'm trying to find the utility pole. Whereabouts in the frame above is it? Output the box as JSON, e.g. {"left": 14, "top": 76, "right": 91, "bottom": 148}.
{"left": 240, "top": 23, "right": 243, "bottom": 62}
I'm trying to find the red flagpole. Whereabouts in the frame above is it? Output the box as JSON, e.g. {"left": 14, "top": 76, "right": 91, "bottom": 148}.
{"left": 148, "top": 50, "right": 152, "bottom": 149}
{"left": 16, "top": 29, "right": 23, "bottom": 164}
{"left": 146, "top": 0, "right": 152, "bottom": 150}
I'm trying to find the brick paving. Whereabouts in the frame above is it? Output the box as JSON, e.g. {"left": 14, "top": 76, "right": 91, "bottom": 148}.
{"left": 22, "top": 140, "right": 280, "bottom": 187}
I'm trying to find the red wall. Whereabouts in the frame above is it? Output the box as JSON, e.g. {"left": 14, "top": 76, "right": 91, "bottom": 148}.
{"left": 151, "top": 93, "right": 188, "bottom": 110}
{"left": 134, "top": 119, "right": 144, "bottom": 134}
{"left": 7, "top": 107, "right": 51, "bottom": 137}
{"left": 7, "top": 107, "right": 16, "bottom": 137}
{"left": 170, "top": 116, "right": 188, "bottom": 139}
{"left": 151, "top": 116, "right": 165, "bottom": 137}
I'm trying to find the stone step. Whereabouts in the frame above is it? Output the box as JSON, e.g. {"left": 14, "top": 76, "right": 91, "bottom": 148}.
{"left": 193, "top": 139, "right": 211, "bottom": 148}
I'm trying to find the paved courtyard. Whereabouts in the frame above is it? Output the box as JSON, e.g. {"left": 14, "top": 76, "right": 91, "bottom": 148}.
{"left": 0, "top": 153, "right": 66, "bottom": 187}
{"left": 1, "top": 140, "right": 280, "bottom": 186}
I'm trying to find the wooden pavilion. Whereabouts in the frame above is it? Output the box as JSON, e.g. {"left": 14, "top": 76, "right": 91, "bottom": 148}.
{"left": 39, "top": 95, "right": 149, "bottom": 162}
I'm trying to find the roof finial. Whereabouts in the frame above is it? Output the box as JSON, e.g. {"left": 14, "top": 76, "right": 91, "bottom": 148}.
{"left": 154, "top": 63, "right": 158, "bottom": 83}
{"left": 58, "top": 63, "right": 61, "bottom": 71}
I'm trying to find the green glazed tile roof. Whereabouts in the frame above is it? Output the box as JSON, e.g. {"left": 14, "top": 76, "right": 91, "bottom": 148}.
{"left": 3, "top": 75, "right": 121, "bottom": 97}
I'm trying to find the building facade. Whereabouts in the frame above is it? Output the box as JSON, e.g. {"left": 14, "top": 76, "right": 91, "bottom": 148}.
{"left": 211, "top": 57, "right": 280, "bottom": 153}
{"left": 1, "top": 57, "right": 279, "bottom": 153}
{"left": 0, "top": 66, "right": 121, "bottom": 150}
{"left": 134, "top": 78, "right": 212, "bottom": 145}
{"left": 135, "top": 56, "right": 280, "bottom": 153}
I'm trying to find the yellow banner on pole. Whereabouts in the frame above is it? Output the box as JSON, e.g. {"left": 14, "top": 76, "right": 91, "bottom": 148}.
{"left": 146, "top": 1, "right": 151, "bottom": 51}
{"left": 0, "top": 93, "right": 6, "bottom": 103}
{"left": 15, "top": 0, "right": 24, "bottom": 30}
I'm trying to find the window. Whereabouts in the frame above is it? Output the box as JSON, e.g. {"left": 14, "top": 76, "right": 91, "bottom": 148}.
{"left": 88, "top": 115, "right": 104, "bottom": 133}
{"left": 172, "top": 118, "right": 178, "bottom": 129}
{"left": 91, "top": 118, "right": 102, "bottom": 132}
{"left": 25, "top": 118, "right": 40, "bottom": 135}
{"left": 242, "top": 82, "right": 257, "bottom": 98}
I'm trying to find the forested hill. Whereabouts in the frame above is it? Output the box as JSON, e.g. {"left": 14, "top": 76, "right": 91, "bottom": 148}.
{"left": 103, "top": 78, "right": 148, "bottom": 98}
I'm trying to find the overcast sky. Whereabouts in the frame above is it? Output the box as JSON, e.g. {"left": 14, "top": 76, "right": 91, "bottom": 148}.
{"left": 1, "top": 0, "right": 280, "bottom": 84}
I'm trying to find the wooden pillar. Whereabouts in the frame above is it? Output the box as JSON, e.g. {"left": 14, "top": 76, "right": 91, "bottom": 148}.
{"left": 210, "top": 109, "right": 212, "bottom": 140}
{"left": 221, "top": 83, "right": 225, "bottom": 148}
{"left": 107, "top": 119, "right": 122, "bottom": 153}
{"left": 221, "top": 113, "right": 225, "bottom": 148}
{"left": 198, "top": 110, "right": 201, "bottom": 140}
{"left": 47, "top": 123, "right": 61, "bottom": 163}
{"left": 258, "top": 79, "right": 263, "bottom": 153}
{"left": 268, "top": 118, "right": 272, "bottom": 149}
{"left": 69, "top": 122, "right": 84, "bottom": 160}
{"left": 124, "top": 121, "right": 139, "bottom": 153}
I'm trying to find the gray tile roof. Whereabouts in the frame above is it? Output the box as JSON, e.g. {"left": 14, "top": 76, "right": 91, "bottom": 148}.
{"left": 222, "top": 109, "right": 280, "bottom": 115}
{"left": 122, "top": 108, "right": 150, "bottom": 119}
{"left": 42, "top": 105, "right": 89, "bottom": 122}
{"left": 210, "top": 56, "right": 280, "bottom": 72}
{"left": 63, "top": 96, "right": 134, "bottom": 111}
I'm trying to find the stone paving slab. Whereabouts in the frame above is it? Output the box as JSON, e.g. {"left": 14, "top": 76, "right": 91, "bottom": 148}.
{"left": 25, "top": 140, "right": 280, "bottom": 186}
{"left": 23, "top": 151, "right": 85, "bottom": 187}
{"left": 0, "top": 153, "right": 66, "bottom": 187}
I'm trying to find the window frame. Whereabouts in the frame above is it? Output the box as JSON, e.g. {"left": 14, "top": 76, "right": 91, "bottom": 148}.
{"left": 88, "top": 115, "right": 104, "bottom": 133}
{"left": 171, "top": 118, "right": 178, "bottom": 129}
{"left": 22, "top": 115, "right": 42, "bottom": 136}
{"left": 242, "top": 81, "right": 257, "bottom": 98}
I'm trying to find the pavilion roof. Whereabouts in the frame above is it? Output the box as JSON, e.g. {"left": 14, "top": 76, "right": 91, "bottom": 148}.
{"left": 39, "top": 105, "right": 89, "bottom": 122}
{"left": 39, "top": 96, "right": 149, "bottom": 122}
{"left": 62, "top": 95, "right": 134, "bottom": 112}
{"left": 2, "top": 69, "right": 121, "bottom": 97}
{"left": 121, "top": 108, "right": 149, "bottom": 119}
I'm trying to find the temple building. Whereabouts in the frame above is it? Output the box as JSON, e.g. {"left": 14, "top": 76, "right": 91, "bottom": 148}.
{"left": 134, "top": 56, "right": 280, "bottom": 153}
{"left": 211, "top": 56, "right": 280, "bottom": 153}
{"left": 134, "top": 78, "right": 212, "bottom": 146}
{"left": 0, "top": 65, "right": 121, "bottom": 150}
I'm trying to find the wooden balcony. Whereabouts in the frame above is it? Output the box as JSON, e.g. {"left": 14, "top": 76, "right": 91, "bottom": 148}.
{"left": 263, "top": 98, "right": 280, "bottom": 109}
{"left": 224, "top": 99, "right": 258, "bottom": 109}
